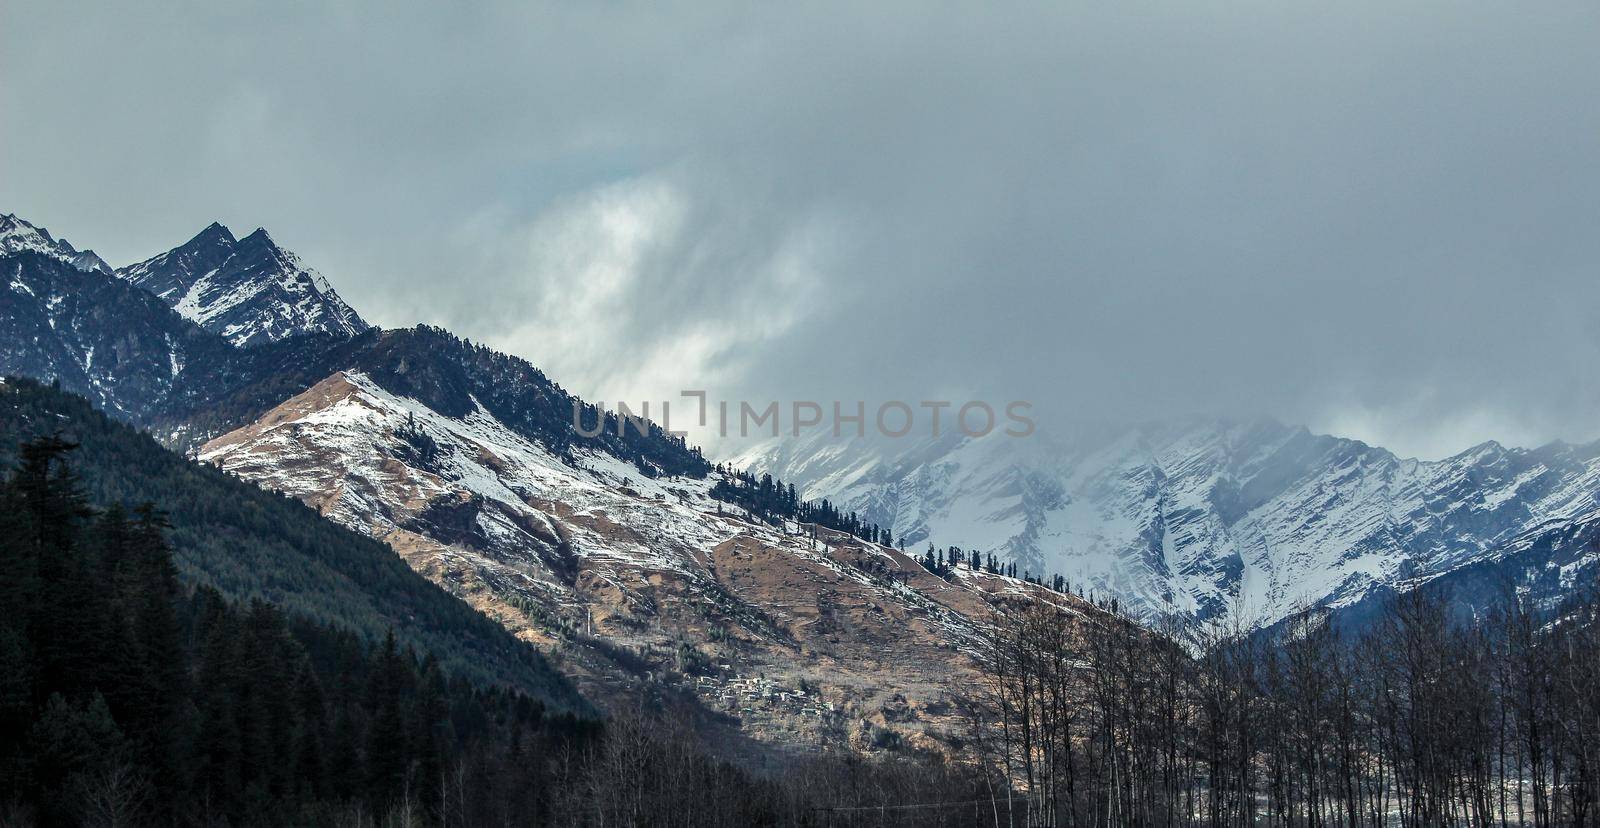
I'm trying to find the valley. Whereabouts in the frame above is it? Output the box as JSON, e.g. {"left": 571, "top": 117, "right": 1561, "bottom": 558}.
{"left": 4, "top": 208, "right": 1597, "bottom": 767}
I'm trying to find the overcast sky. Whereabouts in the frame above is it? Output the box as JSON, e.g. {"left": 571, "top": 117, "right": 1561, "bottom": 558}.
{"left": 4, "top": 2, "right": 1598, "bottom": 459}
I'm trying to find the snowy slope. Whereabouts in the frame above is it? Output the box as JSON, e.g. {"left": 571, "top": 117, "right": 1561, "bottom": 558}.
{"left": 0, "top": 213, "right": 114, "bottom": 275}
{"left": 118, "top": 223, "right": 369, "bottom": 346}
{"left": 733, "top": 419, "right": 1600, "bottom": 627}
{"left": 200, "top": 370, "right": 732, "bottom": 591}
{"left": 197, "top": 371, "right": 1089, "bottom": 755}
{"left": 197, "top": 370, "right": 1063, "bottom": 631}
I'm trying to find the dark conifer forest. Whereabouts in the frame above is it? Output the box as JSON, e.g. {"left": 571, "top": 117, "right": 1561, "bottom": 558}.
{"left": 0, "top": 377, "right": 578, "bottom": 702}
{"left": 708, "top": 467, "right": 891, "bottom": 545}
{"left": 0, "top": 434, "right": 1006, "bottom": 827}
{"left": 0, "top": 381, "right": 1007, "bottom": 826}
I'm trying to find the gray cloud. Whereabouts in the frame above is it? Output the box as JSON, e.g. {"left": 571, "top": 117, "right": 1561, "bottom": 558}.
{"left": 4, "top": 1, "right": 1598, "bottom": 459}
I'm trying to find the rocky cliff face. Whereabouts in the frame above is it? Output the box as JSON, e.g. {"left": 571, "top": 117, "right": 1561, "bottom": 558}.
{"left": 1, "top": 251, "right": 229, "bottom": 420}
{"left": 0, "top": 214, "right": 368, "bottom": 424}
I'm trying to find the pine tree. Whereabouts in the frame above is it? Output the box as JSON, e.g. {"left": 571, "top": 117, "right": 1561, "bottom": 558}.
{"left": 29, "top": 692, "right": 131, "bottom": 825}
{"left": 366, "top": 630, "right": 410, "bottom": 807}
{"left": 411, "top": 655, "right": 449, "bottom": 814}
{"left": 126, "top": 504, "right": 188, "bottom": 805}
{"left": 194, "top": 596, "right": 244, "bottom": 809}
{"left": 290, "top": 660, "right": 328, "bottom": 798}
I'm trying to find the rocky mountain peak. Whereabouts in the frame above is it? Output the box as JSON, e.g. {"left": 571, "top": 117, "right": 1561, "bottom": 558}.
{"left": 198, "top": 220, "right": 235, "bottom": 239}
{"left": 0, "top": 212, "right": 113, "bottom": 275}
{"left": 118, "top": 222, "right": 369, "bottom": 347}
{"left": 236, "top": 227, "right": 278, "bottom": 251}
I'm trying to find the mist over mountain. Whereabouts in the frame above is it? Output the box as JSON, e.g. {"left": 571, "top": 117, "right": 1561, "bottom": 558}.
{"left": 7, "top": 2, "right": 1600, "bottom": 821}
{"left": 9, "top": 3, "right": 1600, "bottom": 464}
{"left": 8, "top": 208, "right": 1597, "bottom": 646}
{"left": 736, "top": 416, "right": 1600, "bottom": 628}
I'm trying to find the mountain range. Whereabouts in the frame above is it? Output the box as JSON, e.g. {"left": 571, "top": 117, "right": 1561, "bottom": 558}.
{"left": 0, "top": 212, "right": 1088, "bottom": 759}
{"left": 735, "top": 412, "right": 1600, "bottom": 630}
{"left": 3, "top": 209, "right": 1595, "bottom": 756}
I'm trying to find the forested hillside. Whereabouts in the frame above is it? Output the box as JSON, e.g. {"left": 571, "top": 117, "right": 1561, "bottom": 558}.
{"left": 0, "top": 376, "right": 580, "bottom": 703}
{"left": 0, "top": 436, "right": 585, "bottom": 823}
{"left": 0, "top": 425, "right": 1012, "bottom": 825}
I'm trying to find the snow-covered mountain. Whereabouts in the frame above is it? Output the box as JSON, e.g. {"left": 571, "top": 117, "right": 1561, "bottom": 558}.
{"left": 733, "top": 419, "right": 1600, "bottom": 627}
{"left": 1, "top": 213, "right": 113, "bottom": 275}
{"left": 1, "top": 212, "right": 372, "bottom": 421}
{"left": 4, "top": 210, "right": 1088, "bottom": 758}
{"left": 193, "top": 369, "right": 1085, "bottom": 756}
{"left": 118, "top": 222, "right": 369, "bottom": 347}
{"left": 2, "top": 247, "right": 229, "bottom": 420}
{"left": 1, "top": 212, "right": 368, "bottom": 424}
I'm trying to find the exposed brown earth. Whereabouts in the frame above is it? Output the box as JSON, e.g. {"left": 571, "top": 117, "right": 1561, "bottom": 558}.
{"left": 198, "top": 371, "right": 1093, "bottom": 763}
